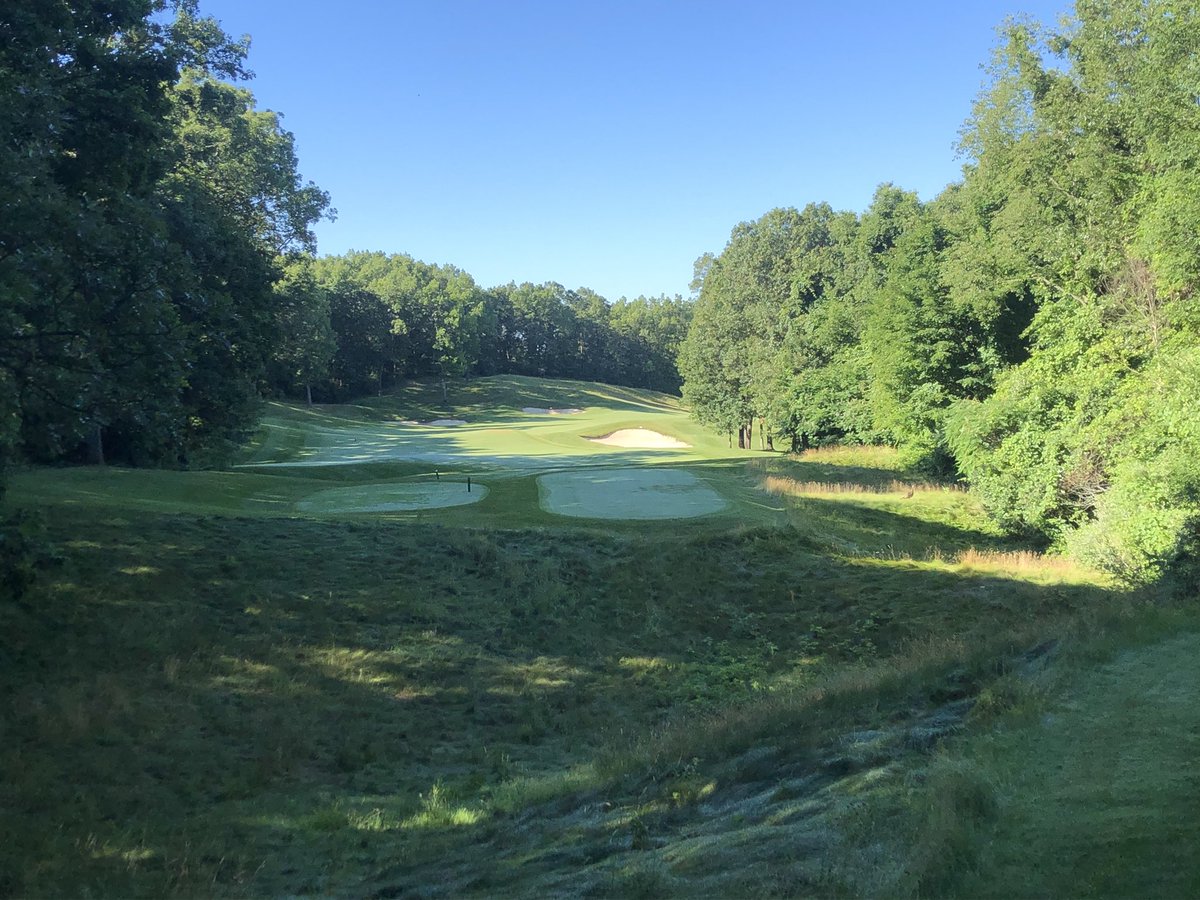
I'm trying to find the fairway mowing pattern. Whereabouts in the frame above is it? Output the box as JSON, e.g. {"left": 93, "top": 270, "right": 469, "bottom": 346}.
{"left": 297, "top": 481, "right": 487, "bottom": 513}
{"left": 538, "top": 467, "right": 726, "bottom": 519}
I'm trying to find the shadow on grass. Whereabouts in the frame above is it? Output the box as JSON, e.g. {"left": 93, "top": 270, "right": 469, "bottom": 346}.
{"left": 1, "top": 506, "right": 1121, "bottom": 896}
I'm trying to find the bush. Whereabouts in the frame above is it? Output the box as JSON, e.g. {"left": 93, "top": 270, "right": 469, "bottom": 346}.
{"left": 0, "top": 510, "right": 57, "bottom": 606}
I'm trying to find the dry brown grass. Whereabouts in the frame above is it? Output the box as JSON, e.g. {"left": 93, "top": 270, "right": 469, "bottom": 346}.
{"left": 947, "top": 547, "right": 1081, "bottom": 575}
{"left": 872, "top": 546, "right": 1085, "bottom": 577}
{"left": 761, "top": 475, "right": 964, "bottom": 498}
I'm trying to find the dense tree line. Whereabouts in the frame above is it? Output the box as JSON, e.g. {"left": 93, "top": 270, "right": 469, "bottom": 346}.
{"left": 1, "top": 0, "right": 330, "bottom": 469}
{"left": 273, "top": 252, "right": 691, "bottom": 402}
{"left": 7, "top": 1, "right": 1194, "bottom": 587}
{"left": 0, "top": 1, "right": 689, "bottom": 477}
{"left": 681, "top": 0, "right": 1200, "bottom": 586}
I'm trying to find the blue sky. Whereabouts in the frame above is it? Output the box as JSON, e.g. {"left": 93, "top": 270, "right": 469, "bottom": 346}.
{"left": 197, "top": 0, "right": 1070, "bottom": 300}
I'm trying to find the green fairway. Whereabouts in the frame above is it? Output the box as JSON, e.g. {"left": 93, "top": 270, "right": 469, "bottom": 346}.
{"left": 538, "top": 467, "right": 727, "bottom": 519}
{"left": 236, "top": 376, "right": 733, "bottom": 476}
{"left": 12, "top": 377, "right": 755, "bottom": 525}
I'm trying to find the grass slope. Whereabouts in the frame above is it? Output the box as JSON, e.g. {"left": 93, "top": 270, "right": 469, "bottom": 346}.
{"left": 238, "top": 375, "right": 735, "bottom": 473}
{"left": 2, "top": 376, "right": 1190, "bottom": 896}
{"left": 946, "top": 627, "right": 1200, "bottom": 897}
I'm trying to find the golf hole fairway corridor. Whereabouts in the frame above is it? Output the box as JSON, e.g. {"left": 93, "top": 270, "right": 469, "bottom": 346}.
{"left": 296, "top": 481, "right": 487, "bottom": 513}
{"left": 537, "top": 467, "right": 727, "bottom": 519}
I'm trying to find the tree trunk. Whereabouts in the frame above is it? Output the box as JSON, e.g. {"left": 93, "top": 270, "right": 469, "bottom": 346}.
{"left": 759, "top": 417, "right": 766, "bottom": 450}
{"left": 441, "top": 377, "right": 448, "bottom": 404}
{"left": 746, "top": 419, "right": 753, "bottom": 452}
{"left": 305, "top": 383, "right": 313, "bottom": 407}
{"left": 738, "top": 427, "right": 746, "bottom": 449}
{"left": 766, "top": 431, "right": 774, "bottom": 452}
{"left": 86, "top": 425, "right": 105, "bottom": 466}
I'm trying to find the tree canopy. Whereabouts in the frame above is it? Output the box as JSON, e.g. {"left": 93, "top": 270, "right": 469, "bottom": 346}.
{"left": 678, "top": 0, "right": 1200, "bottom": 586}
{"left": 0, "top": 0, "right": 331, "bottom": 469}
{"left": 4, "top": 0, "right": 1195, "bottom": 588}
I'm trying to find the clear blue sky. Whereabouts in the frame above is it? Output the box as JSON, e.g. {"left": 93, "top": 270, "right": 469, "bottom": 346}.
{"left": 197, "top": 0, "right": 1070, "bottom": 300}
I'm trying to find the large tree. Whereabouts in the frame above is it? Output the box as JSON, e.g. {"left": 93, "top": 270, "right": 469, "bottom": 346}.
{"left": 946, "top": 0, "right": 1200, "bottom": 583}
{"left": 0, "top": 1, "right": 330, "bottom": 468}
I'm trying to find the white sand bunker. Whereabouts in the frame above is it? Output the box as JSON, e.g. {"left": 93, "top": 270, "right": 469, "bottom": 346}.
{"left": 587, "top": 428, "right": 690, "bottom": 449}
{"left": 297, "top": 481, "right": 487, "bottom": 513}
{"left": 426, "top": 418, "right": 467, "bottom": 426}
{"left": 538, "top": 468, "right": 726, "bottom": 520}
{"left": 521, "top": 407, "right": 584, "bottom": 415}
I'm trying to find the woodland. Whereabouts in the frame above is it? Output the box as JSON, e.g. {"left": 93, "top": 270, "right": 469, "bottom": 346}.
{"left": 3, "top": 1, "right": 1198, "bottom": 584}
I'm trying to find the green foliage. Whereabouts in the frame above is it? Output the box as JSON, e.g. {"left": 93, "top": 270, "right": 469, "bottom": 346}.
{"left": 0, "top": 510, "right": 56, "bottom": 607}
{"left": 681, "top": 203, "right": 864, "bottom": 448}
{"left": 306, "top": 256, "right": 692, "bottom": 401}
{"left": 677, "top": 2, "right": 1200, "bottom": 585}
{"left": 270, "top": 258, "right": 336, "bottom": 401}
{"left": 0, "top": 2, "right": 330, "bottom": 470}
{"left": 945, "top": 1, "right": 1200, "bottom": 584}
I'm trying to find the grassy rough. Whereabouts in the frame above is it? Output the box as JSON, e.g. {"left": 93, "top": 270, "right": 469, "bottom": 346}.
{"left": 2, "top": 377, "right": 1182, "bottom": 897}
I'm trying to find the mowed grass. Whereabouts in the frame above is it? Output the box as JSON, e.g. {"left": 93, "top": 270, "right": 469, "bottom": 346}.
{"left": 238, "top": 375, "right": 737, "bottom": 472}
{"left": 3, "top": 377, "right": 1187, "bottom": 896}
{"left": 298, "top": 481, "right": 488, "bottom": 513}
{"left": 948, "top": 628, "right": 1200, "bottom": 898}
{"left": 7, "top": 376, "right": 749, "bottom": 527}
{"left": 537, "top": 468, "right": 728, "bottom": 520}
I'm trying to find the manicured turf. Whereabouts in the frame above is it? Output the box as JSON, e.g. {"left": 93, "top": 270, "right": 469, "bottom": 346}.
{"left": 11, "top": 377, "right": 758, "bottom": 525}
{"left": 537, "top": 467, "right": 727, "bottom": 519}
{"left": 950, "top": 629, "right": 1200, "bottom": 898}
{"left": 297, "top": 481, "right": 488, "bottom": 513}
{"left": 237, "top": 376, "right": 731, "bottom": 477}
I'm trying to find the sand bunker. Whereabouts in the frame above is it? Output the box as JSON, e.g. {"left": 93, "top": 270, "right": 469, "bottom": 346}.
{"left": 521, "top": 407, "right": 584, "bottom": 415}
{"left": 538, "top": 468, "right": 726, "bottom": 520}
{"left": 426, "top": 418, "right": 467, "bottom": 426}
{"left": 587, "top": 428, "right": 690, "bottom": 449}
{"left": 297, "top": 481, "right": 487, "bottom": 513}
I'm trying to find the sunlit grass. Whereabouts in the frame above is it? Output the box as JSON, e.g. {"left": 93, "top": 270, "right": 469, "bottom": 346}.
{"left": 3, "top": 379, "right": 1166, "bottom": 897}
{"left": 761, "top": 474, "right": 965, "bottom": 497}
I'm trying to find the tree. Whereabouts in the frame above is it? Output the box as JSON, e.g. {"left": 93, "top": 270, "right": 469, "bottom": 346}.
{"left": 271, "top": 259, "right": 335, "bottom": 404}
{"left": 945, "top": 0, "right": 1200, "bottom": 584}
{"left": 0, "top": 0, "right": 178, "bottom": 466}
{"left": 0, "top": 1, "right": 331, "bottom": 469}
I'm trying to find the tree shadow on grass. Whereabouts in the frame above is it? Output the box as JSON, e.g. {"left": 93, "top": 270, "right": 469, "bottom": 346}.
{"left": 3, "top": 507, "right": 1123, "bottom": 896}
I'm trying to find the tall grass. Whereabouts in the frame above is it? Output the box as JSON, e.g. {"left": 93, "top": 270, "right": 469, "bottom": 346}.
{"left": 950, "top": 547, "right": 1080, "bottom": 574}
{"left": 761, "top": 474, "right": 965, "bottom": 497}
{"left": 1, "top": 428, "right": 1132, "bottom": 897}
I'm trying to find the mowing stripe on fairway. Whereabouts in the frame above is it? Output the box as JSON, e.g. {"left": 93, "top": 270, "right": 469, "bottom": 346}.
{"left": 537, "top": 467, "right": 727, "bottom": 520}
